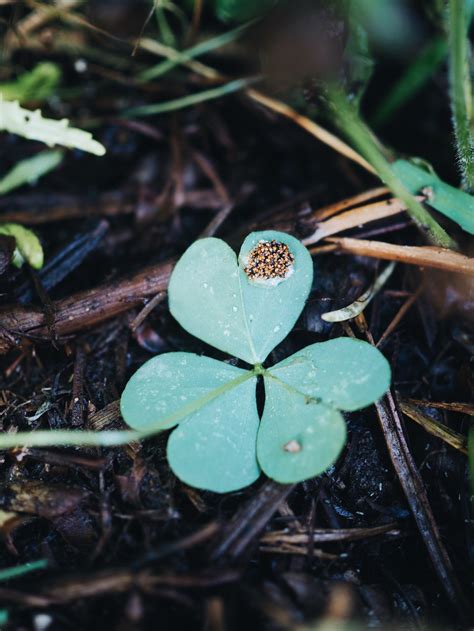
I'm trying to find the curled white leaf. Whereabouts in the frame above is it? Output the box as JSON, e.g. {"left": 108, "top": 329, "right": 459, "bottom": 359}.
{"left": 0, "top": 98, "right": 106, "bottom": 156}
{"left": 322, "top": 262, "right": 395, "bottom": 322}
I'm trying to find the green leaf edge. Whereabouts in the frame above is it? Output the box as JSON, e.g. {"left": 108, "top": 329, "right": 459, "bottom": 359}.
{"left": 168, "top": 230, "right": 313, "bottom": 365}
{"left": 392, "top": 158, "right": 474, "bottom": 234}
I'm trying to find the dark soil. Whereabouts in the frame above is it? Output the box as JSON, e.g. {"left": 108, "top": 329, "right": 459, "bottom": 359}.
{"left": 0, "top": 2, "right": 473, "bottom": 630}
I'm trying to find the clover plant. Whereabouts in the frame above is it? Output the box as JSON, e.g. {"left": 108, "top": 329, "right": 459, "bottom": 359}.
{"left": 120, "top": 231, "right": 391, "bottom": 493}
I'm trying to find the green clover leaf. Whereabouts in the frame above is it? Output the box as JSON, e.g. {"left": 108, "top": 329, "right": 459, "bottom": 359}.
{"left": 168, "top": 230, "right": 313, "bottom": 365}
{"left": 258, "top": 339, "right": 390, "bottom": 483}
{"left": 121, "top": 353, "right": 259, "bottom": 492}
{"left": 256, "top": 378, "right": 346, "bottom": 484}
{"left": 121, "top": 231, "right": 391, "bottom": 493}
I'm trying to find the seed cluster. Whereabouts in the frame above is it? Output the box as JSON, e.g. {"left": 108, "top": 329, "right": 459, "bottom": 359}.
{"left": 244, "top": 240, "right": 294, "bottom": 281}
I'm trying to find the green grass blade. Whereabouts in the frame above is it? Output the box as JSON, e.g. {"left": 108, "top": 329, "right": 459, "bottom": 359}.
{"left": 125, "top": 76, "right": 258, "bottom": 118}
{"left": 0, "top": 429, "right": 139, "bottom": 449}
{"left": 0, "top": 559, "right": 47, "bottom": 582}
{"left": 372, "top": 36, "right": 448, "bottom": 128}
{"left": 140, "top": 22, "right": 251, "bottom": 82}
{"left": 327, "top": 86, "right": 456, "bottom": 249}
{"left": 0, "top": 150, "right": 63, "bottom": 195}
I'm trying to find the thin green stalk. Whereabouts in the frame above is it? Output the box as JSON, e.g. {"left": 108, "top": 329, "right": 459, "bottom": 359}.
{"left": 155, "top": 1, "right": 175, "bottom": 47}
{"left": 372, "top": 36, "right": 448, "bottom": 128}
{"left": 0, "top": 429, "right": 140, "bottom": 449}
{"left": 0, "top": 560, "right": 47, "bottom": 582}
{"left": 140, "top": 21, "right": 251, "bottom": 82}
{"left": 125, "top": 76, "right": 259, "bottom": 118}
{"left": 328, "top": 87, "right": 456, "bottom": 249}
{"left": 0, "top": 370, "right": 255, "bottom": 450}
{"left": 448, "top": 0, "right": 474, "bottom": 190}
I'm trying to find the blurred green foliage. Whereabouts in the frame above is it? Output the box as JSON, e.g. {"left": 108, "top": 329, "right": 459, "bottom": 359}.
{"left": 0, "top": 223, "right": 44, "bottom": 269}
{"left": 0, "top": 62, "right": 61, "bottom": 103}
{"left": 0, "top": 150, "right": 63, "bottom": 196}
{"left": 214, "top": 0, "right": 277, "bottom": 22}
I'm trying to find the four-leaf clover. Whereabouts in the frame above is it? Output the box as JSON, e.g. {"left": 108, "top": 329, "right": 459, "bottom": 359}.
{"left": 120, "top": 231, "right": 391, "bottom": 493}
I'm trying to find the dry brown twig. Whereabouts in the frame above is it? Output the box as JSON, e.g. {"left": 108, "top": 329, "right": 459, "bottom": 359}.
{"left": 399, "top": 400, "right": 468, "bottom": 455}
{"left": 322, "top": 238, "right": 474, "bottom": 276}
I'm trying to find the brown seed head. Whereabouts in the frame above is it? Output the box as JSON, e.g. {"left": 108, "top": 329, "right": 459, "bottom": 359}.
{"left": 244, "top": 240, "right": 294, "bottom": 281}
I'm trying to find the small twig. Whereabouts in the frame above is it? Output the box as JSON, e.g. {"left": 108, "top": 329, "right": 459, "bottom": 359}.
{"left": 0, "top": 259, "right": 174, "bottom": 354}
{"left": 129, "top": 292, "right": 167, "bottom": 333}
{"left": 209, "top": 480, "right": 294, "bottom": 562}
{"left": 403, "top": 399, "right": 474, "bottom": 416}
{"left": 191, "top": 149, "right": 230, "bottom": 205}
{"left": 302, "top": 197, "right": 416, "bottom": 245}
{"left": 349, "top": 313, "right": 471, "bottom": 619}
{"left": 376, "top": 285, "right": 423, "bottom": 348}
{"left": 375, "top": 392, "right": 470, "bottom": 618}
{"left": 247, "top": 88, "right": 375, "bottom": 175}
{"left": 260, "top": 523, "right": 400, "bottom": 545}
{"left": 306, "top": 186, "right": 390, "bottom": 223}
{"left": 324, "top": 237, "right": 474, "bottom": 276}
{"left": 399, "top": 400, "right": 468, "bottom": 455}
{"left": 3, "top": 0, "right": 82, "bottom": 50}
{"left": 200, "top": 203, "right": 236, "bottom": 238}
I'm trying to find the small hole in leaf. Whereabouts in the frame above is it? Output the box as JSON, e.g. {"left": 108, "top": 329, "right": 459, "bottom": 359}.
{"left": 244, "top": 240, "right": 294, "bottom": 285}
{"left": 283, "top": 439, "right": 302, "bottom": 453}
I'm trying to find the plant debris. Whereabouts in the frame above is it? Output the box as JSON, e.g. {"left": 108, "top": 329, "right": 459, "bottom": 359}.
{"left": 0, "top": 1, "right": 472, "bottom": 629}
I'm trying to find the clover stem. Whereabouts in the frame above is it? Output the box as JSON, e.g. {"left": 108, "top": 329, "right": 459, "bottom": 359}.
{"left": 326, "top": 85, "right": 457, "bottom": 250}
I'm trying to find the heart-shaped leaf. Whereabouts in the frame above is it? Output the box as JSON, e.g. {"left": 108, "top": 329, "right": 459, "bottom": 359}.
{"left": 267, "top": 338, "right": 390, "bottom": 412}
{"left": 167, "top": 376, "right": 260, "bottom": 492}
{"left": 257, "top": 375, "right": 346, "bottom": 483}
{"left": 121, "top": 352, "right": 253, "bottom": 431}
{"left": 120, "top": 352, "right": 260, "bottom": 493}
{"left": 168, "top": 231, "right": 313, "bottom": 365}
